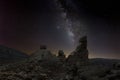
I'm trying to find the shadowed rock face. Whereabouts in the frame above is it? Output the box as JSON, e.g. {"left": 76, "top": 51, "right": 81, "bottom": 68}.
{"left": 76, "top": 36, "right": 87, "bottom": 52}
{"left": 57, "top": 50, "right": 66, "bottom": 62}
{"left": 67, "top": 36, "right": 88, "bottom": 64}
{"left": 31, "top": 49, "right": 57, "bottom": 61}
{"left": 30, "top": 46, "right": 60, "bottom": 65}
{"left": 40, "top": 45, "right": 47, "bottom": 50}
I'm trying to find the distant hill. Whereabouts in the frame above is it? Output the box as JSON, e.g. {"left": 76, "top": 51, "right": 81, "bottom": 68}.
{"left": 0, "top": 45, "right": 29, "bottom": 63}
{"left": 90, "top": 58, "right": 120, "bottom": 67}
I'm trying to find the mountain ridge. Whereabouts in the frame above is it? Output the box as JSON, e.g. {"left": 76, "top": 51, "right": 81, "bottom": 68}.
{"left": 0, "top": 45, "right": 29, "bottom": 63}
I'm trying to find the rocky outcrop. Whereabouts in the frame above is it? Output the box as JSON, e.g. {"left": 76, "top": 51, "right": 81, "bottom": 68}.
{"left": 0, "top": 43, "right": 119, "bottom": 80}
{"left": 40, "top": 45, "right": 47, "bottom": 50}
{"left": 30, "top": 46, "right": 60, "bottom": 71}
{"left": 31, "top": 49, "right": 54, "bottom": 61}
{"left": 31, "top": 47, "right": 57, "bottom": 62}
{"left": 57, "top": 50, "right": 66, "bottom": 62}
{"left": 67, "top": 36, "right": 89, "bottom": 65}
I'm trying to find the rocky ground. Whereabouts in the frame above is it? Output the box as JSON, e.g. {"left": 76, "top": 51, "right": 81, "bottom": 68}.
{"left": 0, "top": 58, "right": 119, "bottom": 80}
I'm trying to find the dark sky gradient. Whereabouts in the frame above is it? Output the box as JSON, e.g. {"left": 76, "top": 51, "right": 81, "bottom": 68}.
{"left": 0, "top": 0, "right": 75, "bottom": 55}
{"left": 0, "top": 0, "right": 120, "bottom": 59}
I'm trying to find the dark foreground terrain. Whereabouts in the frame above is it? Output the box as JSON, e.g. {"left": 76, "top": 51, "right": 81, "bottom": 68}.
{"left": 0, "top": 57, "right": 119, "bottom": 80}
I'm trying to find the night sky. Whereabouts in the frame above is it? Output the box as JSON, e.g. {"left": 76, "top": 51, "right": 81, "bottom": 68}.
{"left": 0, "top": 0, "right": 120, "bottom": 59}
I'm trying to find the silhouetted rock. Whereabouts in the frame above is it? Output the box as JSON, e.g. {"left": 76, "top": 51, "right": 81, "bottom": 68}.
{"left": 57, "top": 50, "right": 66, "bottom": 62}
{"left": 76, "top": 36, "right": 87, "bottom": 52}
{"left": 31, "top": 49, "right": 57, "bottom": 61}
{"left": 115, "top": 62, "right": 120, "bottom": 70}
{"left": 40, "top": 45, "right": 47, "bottom": 50}
{"left": 67, "top": 36, "right": 88, "bottom": 65}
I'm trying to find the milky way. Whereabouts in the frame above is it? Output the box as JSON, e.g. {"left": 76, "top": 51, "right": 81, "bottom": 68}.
{"left": 56, "top": 0, "right": 87, "bottom": 43}
{"left": 56, "top": 0, "right": 120, "bottom": 59}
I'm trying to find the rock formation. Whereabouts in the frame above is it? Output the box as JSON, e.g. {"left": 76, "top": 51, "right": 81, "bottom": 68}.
{"left": 40, "top": 45, "right": 47, "bottom": 50}
{"left": 67, "top": 36, "right": 89, "bottom": 65}
{"left": 31, "top": 45, "right": 57, "bottom": 61}
{"left": 57, "top": 50, "right": 66, "bottom": 62}
{"left": 0, "top": 38, "right": 119, "bottom": 80}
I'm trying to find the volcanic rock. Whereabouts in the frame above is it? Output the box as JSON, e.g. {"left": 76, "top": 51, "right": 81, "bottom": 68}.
{"left": 57, "top": 50, "right": 66, "bottom": 62}
{"left": 67, "top": 36, "right": 88, "bottom": 65}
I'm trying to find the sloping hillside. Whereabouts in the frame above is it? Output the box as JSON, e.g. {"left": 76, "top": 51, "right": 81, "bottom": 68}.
{"left": 0, "top": 45, "right": 29, "bottom": 63}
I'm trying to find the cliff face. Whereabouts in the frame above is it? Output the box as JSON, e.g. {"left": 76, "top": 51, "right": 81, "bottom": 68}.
{"left": 67, "top": 36, "right": 89, "bottom": 65}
